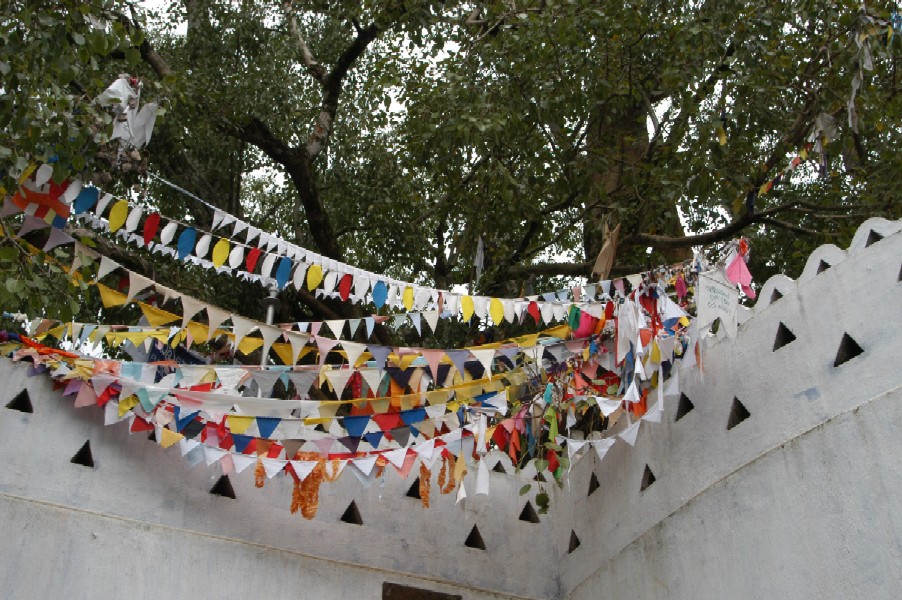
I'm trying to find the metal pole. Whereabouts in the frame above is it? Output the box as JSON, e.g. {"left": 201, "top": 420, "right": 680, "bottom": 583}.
{"left": 257, "top": 286, "right": 279, "bottom": 398}
{"left": 261, "top": 286, "right": 279, "bottom": 368}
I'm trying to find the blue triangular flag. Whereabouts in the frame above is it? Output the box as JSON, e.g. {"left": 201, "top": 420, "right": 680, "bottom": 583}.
{"left": 232, "top": 434, "right": 253, "bottom": 453}
{"left": 368, "top": 345, "right": 392, "bottom": 372}
{"left": 400, "top": 407, "right": 426, "bottom": 427}
{"left": 175, "top": 407, "right": 199, "bottom": 432}
{"left": 275, "top": 256, "right": 292, "bottom": 289}
{"left": 177, "top": 226, "right": 197, "bottom": 260}
{"left": 256, "top": 417, "right": 280, "bottom": 439}
{"left": 372, "top": 281, "right": 388, "bottom": 309}
{"left": 343, "top": 414, "right": 370, "bottom": 438}
{"left": 73, "top": 187, "right": 99, "bottom": 215}
{"left": 364, "top": 431, "right": 384, "bottom": 448}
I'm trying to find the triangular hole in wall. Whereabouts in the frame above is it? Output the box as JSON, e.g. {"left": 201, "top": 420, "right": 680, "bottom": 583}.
{"left": 588, "top": 472, "right": 600, "bottom": 497}
{"left": 209, "top": 475, "right": 236, "bottom": 499}
{"left": 465, "top": 525, "right": 486, "bottom": 550}
{"left": 773, "top": 322, "right": 797, "bottom": 351}
{"left": 675, "top": 393, "right": 694, "bottom": 422}
{"left": 727, "top": 398, "right": 751, "bottom": 430}
{"left": 340, "top": 501, "right": 363, "bottom": 525}
{"left": 770, "top": 289, "right": 783, "bottom": 304}
{"left": 865, "top": 230, "right": 883, "bottom": 247}
{"left": 5, "top": 389, "right": 33, "bottom": 413}
{"left": 817, "top": 260, "right": 831, "bottom": 274}
{"left": 640, "top": 465, "right": 656, "bottom": 492}
{"left": 492, "top": 462, "right": 507, "bottom": 474}
{"left": 147, "top": 430, "right": 157, "bottom": 442}
{"left": 833, "top": 333, "right": 864, "bottom": 368}
{"left": 70, "top": 440, "right": 94, "bottom": 468}
{"left": 406, "top": 478, "right": 421, "bottom": 499}
{"left": 519, "top": 501, "right": 540, "bottom": 523}
{"left": 568, "top": 530, "right": 581, "bottom": 553}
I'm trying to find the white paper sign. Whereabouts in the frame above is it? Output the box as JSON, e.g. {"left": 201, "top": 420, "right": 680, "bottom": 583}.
{"left": 697, "top": 269, "right": 739, "bottom": 338}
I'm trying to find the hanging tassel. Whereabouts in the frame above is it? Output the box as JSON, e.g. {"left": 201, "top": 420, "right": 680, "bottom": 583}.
{"left": 291, "top": 452, "right": 325, "bottom": 519}
{"left": 438, "top": 453, "right": 456, "bottom": 494}
{"left": 323, "top": 459, "right": 342, "bottom": 482}
{"left": 290, "top": 478, "right": 303, "bottom": 515}
{"left": 419, "top": 463, "right": 431, "bottom": 508}
{"left": 254, "top": 458, "right": 265, "bottom": 488}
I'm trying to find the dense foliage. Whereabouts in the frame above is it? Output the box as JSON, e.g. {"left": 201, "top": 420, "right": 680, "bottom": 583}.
{"left": 2, "top": 0, "right": 900, "bottom": 324}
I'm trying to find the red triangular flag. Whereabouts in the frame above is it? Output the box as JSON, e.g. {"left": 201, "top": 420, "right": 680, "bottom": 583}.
{"left": 143, "top": 212, "right": 161, "bottom": 246}
{"left": 527, "top": 301, "right": 540, "bottom": 325}
{"left": 130, "top": 417, "right": 155, "bottom": 433}
{"left": 372, "top": 412, "right": 402, "bottom": 432}
{"left": 245, "top": 247, "right": 262, "bottom": 273}
{"left": 338, "top": 274, "right": 353, "bottom": 301}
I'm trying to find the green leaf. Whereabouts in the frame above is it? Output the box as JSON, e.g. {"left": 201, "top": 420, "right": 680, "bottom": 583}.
{"left": 535, "top": 492, "right": 550, "bottom": 514}
{"left": 124, "top": 47, "right": 140, "bottom": 67}
{"left": 518, "top": 484, "right": 531, "bottom": 496}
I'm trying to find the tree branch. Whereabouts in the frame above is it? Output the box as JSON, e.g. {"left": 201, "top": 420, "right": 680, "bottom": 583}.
{"left": 114, "top": 7, "right": 172, "bottom": 77}
{"left": 759, "top": 217, "right": 840, "bottom": 237}
{"left": 282, "top": 1, "right": 326, "bottom": 82}
{"left": 305, "top": 22, "right": 381, "bottom": 159}
{"left": 229, "top": 116, "right": 297, "bottom": 166}
{"left": 504, "top": 261, "right": 648, "bottom": 280}
{"left": 629, "top": 200, "right": 809, "bottom": 249}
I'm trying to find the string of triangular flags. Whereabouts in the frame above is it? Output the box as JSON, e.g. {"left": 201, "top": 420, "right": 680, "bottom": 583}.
{"left": 3, "top": 167, "right": 696, "bottom": 329}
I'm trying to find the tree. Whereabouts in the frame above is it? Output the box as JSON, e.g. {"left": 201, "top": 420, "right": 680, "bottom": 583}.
{"left": 1, "top": 0, "right": 900, "bottom": 325}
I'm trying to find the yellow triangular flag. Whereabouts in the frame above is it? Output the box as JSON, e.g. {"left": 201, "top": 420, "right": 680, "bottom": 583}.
{"left": 186, "top": 321, "right": 209, "bottom": 344}
{"left": 489, "top": 298, "right": 505, "bottom": 324}
{"left": 123, "top": 331, "right": 152, "bottom": 346}
{"left": 272, "top": 342, "right": 294, "bottom": 366}
{"left": 108, "top": 200, "right": 129, "bottom": 233}
{"left": 96, "top": 283, "right": 127, "bottom": 308}
{"left": 118, "top": 394, "right": 140, "bottom": 417}
{"left": 512, "top": 333, "right": 539, "bottom": 348}
{"left": 211, "top": 238, "right": 230, "bottom": 268}
{"left": 227, "top": 415, "right": 254, "bottom": 434}
{"left": 370, "top": 398, "right": 390, "bottom": 413}
{"left": 138, "top": 302, "right": 180, "bottom": 327}
{"left": 237, "top": 337, "right": 264, "bottom": 355}
{"left": 543, "top": 324, "right": 570, "bottom": 339}
{"left": 169, "top": 329, "right": 186, "bottom": 348}
{"left": 159, "top": 428, "right": 184, "bottom": 449}
{"left": 453, "top": 449, "right": 468, "bottom": 483}
{"left": 306, "top": 264, "right": 324, "bottom": 290}
{"left": 649, "top": 339, "right": 661, "bottom": 364}
{"left": 461, "top": 295, "right": 474, "bottom": 321}
{"left": 402, "top": 286, "right": 414, "bottom": 311}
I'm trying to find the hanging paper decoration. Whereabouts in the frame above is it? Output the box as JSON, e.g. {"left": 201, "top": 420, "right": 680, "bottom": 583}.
{"left": 142, "top": 212, "right": 161, "bottom": 246}
{"left": 211, "top": 238, "right": 230, "bottom": 268}
{"left": 176, "top": 226, "right": 197, "bottom": 260}
{"left": 275, "top": 256, "right": 292, "bottom": 289}
{"left": 107, "top": 200, "right": 129, "bottom": 233}
{"left": 245, "top": 246, "right": 262, "bottom": 273}
{"left": 73, "top": 187, "right": 100, "bottom": 215}
{"left": 306, "top": 264, "right": 323, "bottom": 290}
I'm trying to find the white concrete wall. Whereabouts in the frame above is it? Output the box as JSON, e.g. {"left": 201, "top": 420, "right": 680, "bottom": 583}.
{"left": 559, "top": 217, "right": 902, "bottom": 598}
{"left": 0, "top": 217, "right": 900, "bottom": 600}
{"left": 566, "top": 383, "right": 902, "bottom": 600}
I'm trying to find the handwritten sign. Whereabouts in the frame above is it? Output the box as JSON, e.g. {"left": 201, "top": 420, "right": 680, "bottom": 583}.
{"left": 697, "top": 269, "right": 739, "bottom": 338}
